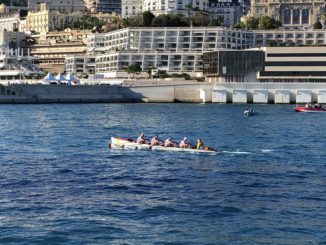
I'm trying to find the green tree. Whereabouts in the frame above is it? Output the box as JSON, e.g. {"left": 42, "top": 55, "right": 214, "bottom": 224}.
{"left": 267, "top": 40, "right": 277, "bottom": 47}
{"left": 185, "top": 3, "right": 193, "bottom": 26}
{"left": 258, "top": 15, "right": 281, "bottom": 30}
{"left": 153, "top": 70, "right": 169, "bottom": 79}
{"left": 209, "top": 16, "right": 225, "bottom": 26}
{"left": 143, "top": 11, "right": 155, "bottom": 27}
{"left": 246, "top": 17, "right": 259, "bottom": 30}
{"left": 151, "top": 14, "right": 189, "bottom": 27}
{"left": 127, "top": 63, "right": 142, "bottom": 77}
{"left": 313, "top": 21, "right": 322, "bottom": 29}
{"left": 191, "top": 12, "right": 210, "bottom": 26}
{"left": 123, "top": 15, "right": 143, "bottom": 27}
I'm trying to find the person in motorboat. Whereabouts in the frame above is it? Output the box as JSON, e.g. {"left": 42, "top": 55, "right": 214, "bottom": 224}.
{"left": 179, "top": 137, "right": 190, "bottom": 148}
{"left": 196, "top": 138, "right": 204, "bottom": 150}
{"left": 136, "top": 133, "right": 146, "bottom": 144}
{"left": 150, "top": 135, "right": 160, "bottom": 146}
{"left": 164, "top": 137, "right": 175, "bottom": 147}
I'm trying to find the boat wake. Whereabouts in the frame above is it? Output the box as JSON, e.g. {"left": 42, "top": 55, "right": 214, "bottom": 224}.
{"left": 261, "top": 149, "right": 274, "bottom": 153}
{"left": 222, "top": 150, "right": 252, "bottom": 155}
{"left": 222, "top": 149, "right": 275, "bottom": 155}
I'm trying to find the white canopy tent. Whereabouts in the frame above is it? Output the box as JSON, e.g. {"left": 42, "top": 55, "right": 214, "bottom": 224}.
{"left": 42, "top": 72, "right": 54, "bottom": 84}
{"left": 54, "top": 73, "right": 67, "bottom": 83}
{"left": 65, "top": 73, "right": 80, "bottom": 85}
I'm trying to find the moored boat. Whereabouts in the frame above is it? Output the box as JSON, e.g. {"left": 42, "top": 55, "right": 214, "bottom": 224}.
{"left": 109, "top": 137, "right": 218, "bottom": 155}
{"left": 294, "top": 103, "right": 326, "bottom": 113}
{"left": 244, "top": 107, "right": 256, "bottom": 116}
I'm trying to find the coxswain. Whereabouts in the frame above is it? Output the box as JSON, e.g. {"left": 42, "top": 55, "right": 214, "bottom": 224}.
{"left": 151, "top": 135, "right": 160, "bottom": 146}
{"left": 179, "top": 137, "right": 190, "bottom": 148}
{"left": 136, "top": 133, "right": 146, "bottom": 144}
{"left": 196, "top": 138, "right": 204, "bottom": 150}
{"left": 164, "top": 137, "right": 174, "bottom": 147}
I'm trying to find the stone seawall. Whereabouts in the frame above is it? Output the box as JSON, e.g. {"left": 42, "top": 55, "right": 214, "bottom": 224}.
{"left": 0, "top": 82, "right": 210, "bottom": 103}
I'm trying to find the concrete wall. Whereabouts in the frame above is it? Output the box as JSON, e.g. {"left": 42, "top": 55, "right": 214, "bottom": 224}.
{"left": 318, "top": 90, "right": 326, "bottom": 104}
{"left": 0, "top": 82, "right": 213, "bottom": 103}
{"left": 212, "top": 90, "right": 227, "bottom": 103}
{"left": 214, "top": 83, "right": 326, "bottom": 104}
{"left": 275, "top": 90, "right": 290, "bottom": 104}
{"left": 253, "top": 90, "right": 268, "bottom": 103}
{"left": 2, "top": 82, "right": 326, "bottom": 104}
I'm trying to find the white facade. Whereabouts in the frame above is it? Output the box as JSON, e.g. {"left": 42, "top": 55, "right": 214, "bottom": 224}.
{"left": 253, "top": 29, "right": 326, "bottom": 47}
{"left": 121, "top": 0, "right": 143, "bottom": 18}
{"left": 79, "top": 27, "right": 252, "bottom": 75}
{"left": 209, "top": 0, "right": 244, "bottom": 27}
{"left": 143, "top": 0, "right": 209, "bottom": 16}
{"left": 0, "top": 11, "right": 20, "bottom": 32}
{"left": 65, "top": 55, "right": 96, "bottom": 75}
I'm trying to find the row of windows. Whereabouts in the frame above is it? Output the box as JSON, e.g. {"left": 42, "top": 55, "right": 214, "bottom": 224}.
{"left": 260, "top": 71, "right": 326, "bottom": 76}
{"left": 265, "top": 61, "right": 326, "bottom": 66}
{"left": 267, "top": 53, "right": 326, "bottom": 57}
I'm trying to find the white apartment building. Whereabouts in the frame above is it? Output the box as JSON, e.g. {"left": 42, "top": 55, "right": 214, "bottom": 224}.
{"left": 65, "top": 27, "right": 326, "bottom": 77}
{"left": 209, "top": 0, "right": 245, "bottom": 27}
{"left": 143, "top": 0, "right": 209, "bottom": 16}
{"left": 253, "top": 29, "right": 326, "bottom": 47}
{"left": 28, "top": 0, "right": 86, "bottom": 11}
{"left": 121, "top": 0, "right": 143, "bottom": 18}
{"left": 65, "top": 55, "right": 96, "bottom": 75}
{"left": 0, "top": 4, "right": 20, "bottom": 32}
{"left": 66, "top": 27, "right": 253, "bottom": 77}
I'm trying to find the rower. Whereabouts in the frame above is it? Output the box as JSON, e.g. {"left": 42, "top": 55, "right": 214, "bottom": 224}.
{"left": 150, "top": 135, "right": 160, "bottom": 146}
{"left": 136, "top": 133, "right": 146, "bottom": 144}
{"left": 179, "top": 137, "right": 190, "bottom": 148}
{"left": 196, "top": 138, "right": 204, "bottom": 150}
{"left": 164, "top": 137, "right": 174, "bottom": 147}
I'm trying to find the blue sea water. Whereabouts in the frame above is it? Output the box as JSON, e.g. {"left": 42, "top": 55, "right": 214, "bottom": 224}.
{"left": 0, "top": 103, "right": 325, "bottom": 244}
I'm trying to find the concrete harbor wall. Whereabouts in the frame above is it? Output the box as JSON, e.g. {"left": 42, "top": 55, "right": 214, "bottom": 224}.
{"left": 0, "top": 82, "right": 210, "bottom": 103}
{"left": 212, "top": 83, "right": 326, "bottom": 104}
{"left": 1, "top": 82, "right": 326, "bottom": 104}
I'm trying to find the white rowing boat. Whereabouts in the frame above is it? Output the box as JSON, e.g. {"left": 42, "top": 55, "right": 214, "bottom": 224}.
{"left": 109, "top": 137, "right": 218, "bottom": 155}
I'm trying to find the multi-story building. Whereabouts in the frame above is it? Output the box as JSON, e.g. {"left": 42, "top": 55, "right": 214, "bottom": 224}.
{"left": 27, "top": 3, "right": 85, "bottom": 33}
{"left": 143, "top": 0, "right": 209, "bottom": 16}
{"left": 253, "top": 29, "right": 326, "bottom": 47}
{"left": 66, "top": 27, "right": 253, "bottom": 77}
{"left": 0, "top": 47, "right": 43, "bottom": 80}
{"left": 28, "top": 0, "right": 86, "bottom": 12}
{"left": 0, "top": 31, "right": 27, "bottom": 49}
{"left": 29, "top": 41, "right": 87, "bottom": 73}
{"left": 121, "top": 0, "right": 143, "bottom": 18}
{"left": 0, "top": 4, "right": 20, "bottom": 32}
{"left": 28, "top": 30, "right": 90, "bottom": 73}
{"left": 65, "top": 55, "right": 96, "bottom": 75}
{"left": 209, "top": 0, "right": 245, "bottom": 27}
{"left": 83, "top": 0, "right": 121, "bottom": 14}
{"left": 204, "top": 46, "right": 326, "bottom": 83}
{"left": 250, "top": 0, "right": 325, "bottom": 29}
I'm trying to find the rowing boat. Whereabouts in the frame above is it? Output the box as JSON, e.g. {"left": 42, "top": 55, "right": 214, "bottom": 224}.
{"left": 109, "top": 137, "right": 218, "bottom": 155}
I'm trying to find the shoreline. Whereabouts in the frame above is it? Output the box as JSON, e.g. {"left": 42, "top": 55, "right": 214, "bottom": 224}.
{"left": 1, "top": 82, "right": 326, "bottom": 104}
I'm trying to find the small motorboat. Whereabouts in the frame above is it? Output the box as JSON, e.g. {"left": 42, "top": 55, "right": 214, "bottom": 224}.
{"left": 244, "top": 107, "right": 256, "bottom": 116}
{"left": 294, "top": 103, "right": 326, "bottom": 113}
{"left": 109, "top": 137, "right": 218, "bottom": 155}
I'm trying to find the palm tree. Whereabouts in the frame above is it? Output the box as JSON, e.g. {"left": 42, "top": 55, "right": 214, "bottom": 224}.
{"left": 185, "top": 3, "right": 193, "bottom": 27}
